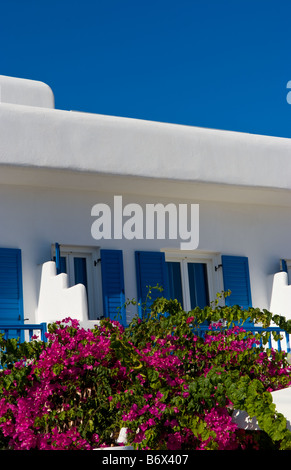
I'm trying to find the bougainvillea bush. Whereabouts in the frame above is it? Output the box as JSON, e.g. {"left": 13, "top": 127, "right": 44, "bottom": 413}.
{"left": 1, "top": 290, "right": 291, "bottom": 450}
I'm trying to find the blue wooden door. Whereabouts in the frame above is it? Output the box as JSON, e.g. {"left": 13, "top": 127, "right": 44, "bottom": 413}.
{"left": 100, "top": 249, "right": 126, "bottom": 326}
{"left": 135, "top": 251, "right": 170, "bottom": 318}
{"left": 222, "top": 255, "right": 253, "bottom": 327}
{"left": 0, "top": 248, "right": 24, "bottom": 340}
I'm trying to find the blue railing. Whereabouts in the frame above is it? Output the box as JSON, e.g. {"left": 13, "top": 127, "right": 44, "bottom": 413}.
{"left": 249, "top": 326, "right": 290, "bottom": 353}
{"left": 0, "top": 323, "right": 47, "bottom": 342}
{"left": 0, "top": 322, "right": 289, "bottom": 353}
{"left": 193, "top": 325, "right": 291, "bottom": 353}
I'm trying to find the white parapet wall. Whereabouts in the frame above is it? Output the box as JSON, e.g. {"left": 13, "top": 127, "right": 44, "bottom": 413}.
{"left": 36, "top": 261, "right": 89, "bottom": 325}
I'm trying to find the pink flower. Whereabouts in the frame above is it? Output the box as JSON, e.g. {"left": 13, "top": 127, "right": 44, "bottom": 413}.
{"left": 147, "top": 418, "right": 156, "bottom": 427}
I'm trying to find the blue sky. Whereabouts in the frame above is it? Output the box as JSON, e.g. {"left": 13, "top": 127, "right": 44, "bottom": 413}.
{"left": 1, "top": 0, "right": 291, "bottom": 138}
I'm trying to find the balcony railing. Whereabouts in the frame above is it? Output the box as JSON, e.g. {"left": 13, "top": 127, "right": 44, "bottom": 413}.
{"left": 0, "top": 323, "right": 47, "bottom": 343}
{"left": 0, "top": 322, "right": 290, "bottom": 354}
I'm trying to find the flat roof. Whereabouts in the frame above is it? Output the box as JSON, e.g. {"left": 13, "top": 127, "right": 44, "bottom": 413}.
{"left": 0, "top": 76, "right": 291, "bottom": 205}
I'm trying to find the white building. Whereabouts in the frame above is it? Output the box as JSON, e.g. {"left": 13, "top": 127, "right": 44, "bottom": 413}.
{"left": 0, "top": 75, "right": 290, "bottom": 335}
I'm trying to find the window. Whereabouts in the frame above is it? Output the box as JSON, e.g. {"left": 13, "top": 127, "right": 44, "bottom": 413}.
{"left": 166, "top": 260, "right": 209, "bottom": 310}
{"left": 135, "top": 250, "right": 223, "bottom": 318}
{"left": 164, "top": 251, "right": 221, "bottom": 311}
{"left": 52, "top": 245, "right": 103, "bottom": 320}
{"left": 135, "top": 250, "right": 252, "bottom": 320}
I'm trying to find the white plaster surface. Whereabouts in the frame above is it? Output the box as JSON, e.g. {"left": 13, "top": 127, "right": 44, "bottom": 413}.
{"left": 0, "top": 183, "right": 287, "bottom": 325}
{"left": 36, "top": 261, "right": 88, "bottom": 325}
{"left": 0, "top": 75, "right": 54, "bottom": 108}
{"left": 1, "top": 75, "right": 291, "bottom": 198}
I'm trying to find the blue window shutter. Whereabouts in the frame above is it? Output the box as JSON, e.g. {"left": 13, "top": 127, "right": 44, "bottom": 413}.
{"left": 0, "top": 248, "right": 24, "bottom": 327}
{"left": 221, "top": 255, "right": 252, "bottom": 309}
{"left": 100, "top": 249, "right": 126, "bottom": 326}
{"left": 55, "top": 243, "right": 61, "bottom": 274}
{"left": 135, "top": 251, "right": 169, "bottom": 318}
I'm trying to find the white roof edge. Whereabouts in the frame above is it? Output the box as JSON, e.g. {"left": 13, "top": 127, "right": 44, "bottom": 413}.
{"left": 0, "top": 88, "right": 290, "bottom": 193}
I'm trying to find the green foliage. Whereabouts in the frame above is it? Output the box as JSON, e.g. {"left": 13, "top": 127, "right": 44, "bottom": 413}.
{"left": 120, "top": 291, "right": 291, "bottom": 449}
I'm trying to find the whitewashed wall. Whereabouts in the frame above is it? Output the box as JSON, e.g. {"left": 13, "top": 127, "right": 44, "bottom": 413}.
{"left": 0, "top": 183, "right": 289, "bottom": 325}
